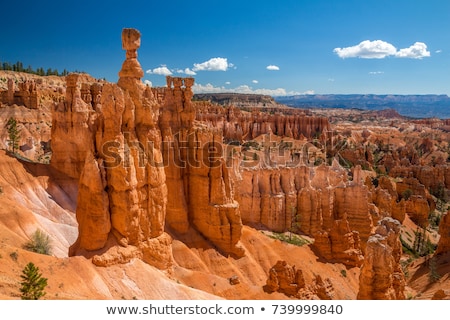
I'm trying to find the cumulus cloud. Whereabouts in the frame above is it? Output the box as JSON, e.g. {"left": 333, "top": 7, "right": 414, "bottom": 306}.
{"left": 252, "top": 80, "right": 259, "bottom": 84}
{"left": 184, "top": 68, "right": 197, "bottom": 75}
{"left": 334, "top": 40, "right": 430, "bottom": 59}
{"left": 193, "top": 57, "right": 229, "bottom": 71}
{"left": 144, "top": 79, "right": 153, "bottom": 86}
{"left": 334, "top": 40, "right": 397, "bottom": 59}
{"left": 192, "top": 83, "right": 304, "bottom": 96}
{"left": 146, "top": 65, "right": 172, "bottom": 76}
{"left": 176, "top": 68, "right": 197, "bottom": 75}
{"left": 225, "top": 81, "right": 231, "bottom": 85}
{"left": 266, "top": 65, "right": 280, "bottom": 71}
{"left": 435, "top": 49, "right": 442, "bottom": 54}
{"left": 395, "top": 42, "right": 430, "bottom": 59}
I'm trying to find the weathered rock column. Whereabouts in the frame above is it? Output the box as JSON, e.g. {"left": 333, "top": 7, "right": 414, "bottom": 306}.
{"left": 357, "top": 217, "right": 405, "bottom": 300}
{"left": 70, "top": 28, "right": 172, "bottom": 270}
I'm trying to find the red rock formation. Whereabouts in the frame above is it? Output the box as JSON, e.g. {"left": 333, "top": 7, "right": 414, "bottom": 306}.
{"left": 160, "top": 76, "right": 244, "bottom": 257}
{"left": 390, "top": 165, "right": 450, "bottom": 191}
{"left": 264, "top": 260, "right": 335, "bottom": 299}
{"left": 436, "top": 210, "right": 450, "bottom": 255}
{"left": 371, "top": 176, "right": 406, "bottom": 224}
{"left": 68, "top": 28, "right": 171, "bottom": 269}
{"left": 333, "top": 166, "right": 373, "bottom": 248}
{"left": 0, "top": 78, "right": 38, "bottom": 108}
{"left": 357, "top": 217, "right": 405, "bottom": 300}
{"left": 239, "top": 164, "right": 372, "bottom": 262}
{"left": 59, "top": 28, "right": 244, "bottom": 266}
{"left": 264, "top": 260, "right": 306, "bottom": 297}
{"left": 313, "top": 218, "right": 364, "bottom": 267}
{"left": 50, "top": 73, "right": 97, "bottom": 179}
{"left": 195, "top": 103, "right": 331, "bottom": 141}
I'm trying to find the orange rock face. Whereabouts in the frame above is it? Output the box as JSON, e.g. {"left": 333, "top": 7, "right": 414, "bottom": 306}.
{"left": 357, "top": 217, "right": 405, "bottom": 300}
{"left": 67, "top": 29, "right": 171, "bottom": 268}
{"left": 196, "top": 103, "right": 331, "bottom": 141}
{"left": 436, "top": 210, "right": 450, "bottom": 255}
{"left": 51, "top": 73, "right": 97, "bottom": 179}
{"left": 160, "top": 76, "right": 244, "bottom": 257}
{"left": 264, "top": 260, "right": 336, "bottom": 299}
{"left": 264, "top": 260, "right": 305, "bottom": 297}
{"left": 238, "top": 164, "right": 372, "bottom": 266}
{"left": 56, "top": 28, "right": 244, "bottom": 267}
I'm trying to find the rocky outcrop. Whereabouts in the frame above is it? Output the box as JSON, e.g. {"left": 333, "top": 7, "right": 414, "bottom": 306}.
{"left": 390, "top": 165, "right": 450, "bottom": 191}
{"left": 196, "top": 103, "right": 331, "bottom": 141}
{"left": 395, "top": 177, "right": 434, "bottom": 227}
{"left": 436, "top": 210, "right": 450, "bottom": 255}
{"left": 68, "top": 28, "right": 171, "bottom": 268}
{"left": 161, "top": 76, "right": 244, "bottom": 257}
{"left": 264, "top": 260, "right": 335, "bottom": 299}
{"left": 238, "top": 164, "right": 371, "bottom": 265}
{"left": 264, "top": 260, "right": 306, "bottom": 297}
{"left": 56, "top": 28, "right": 244, "bottom": 266}
{"left": 370, "top": 176, "right": 406, "bottom": 224}
{"left": 313, "top": 218, "right": 364, "bottom": 267}
{"left": 50, "top": 73, "right": 99, "bottom": 179}
{"left": 0, "top": 78, "right": 38, "bottom": 108}
{"left": 357, "top": 217, "right": 405, "bottom": 300}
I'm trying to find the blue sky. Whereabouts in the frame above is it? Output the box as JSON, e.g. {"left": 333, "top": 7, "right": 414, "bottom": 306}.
{"left": 1, "top": 0, "right": 449, "bottom": 95}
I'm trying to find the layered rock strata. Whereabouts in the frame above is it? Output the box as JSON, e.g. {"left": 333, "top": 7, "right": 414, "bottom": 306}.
{"left": 160, "top": 76, "right": 244, "bottom": 257}
{"left": 436, "top": 210, "right": 450, "bottom": 255}
{"left": 56, "top": 28, "right": 244, "bottom": 266}
{"left": 68, "top": 28, "right": 171, "bottom": 268}
{"left": 238, "top": 164, "right": 372, "bottom": 265}
{"left": 264, "top": 260, "right": 335, "bottom": 299}
{"left": 50, "top": 73, "right": 98, "bottom": 179}
{"left": 357, "top": 217, "right": 405, "bottom": 300}
{"left": 0, "top": 78, "right": 38, "bottom": 108}
{"left": 195, "top": 103, "right": 331, "bottom": 141}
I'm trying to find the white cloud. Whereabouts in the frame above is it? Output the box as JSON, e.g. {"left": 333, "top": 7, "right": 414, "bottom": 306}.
{"left": 252, "top": 80, "right": 259, "bottom": 84}
{"left": 334, "top": 40, "right": 397, "bottom": 59}
{"left": 266, "top": 65, "right": 280, "bottom": 71}
{"left": 192, "top": 57, "right": 229, "bottom": 71}
{"left": 368, "top": 71, "right": 384, "bottom": 75}
{"left": 184, "top": 68, "right": 197, "bottom": 75}
{"left": 328, "top": 78, "right": 335, "bottom": 82}
{"left": 192, "top": 83, "right": 304, "bottom": 96}
{"left": 146, "top": 65, "right": 172, "bottom": 76}
{"left": 176, "top": 68, "right": 197, "bottom": 75}
{"left": 395, "top": 42, "right": 430, "bottom": 59}
{"left": 334, "top": 40, "right": 431, "bottom": 59}
{"left": 435, "top": 49, "right": 442, "bottom": 54}
{"left": 192, "top": 83, "right": 227, "bottom": 93}
{"left": 225, "top": 81, "right": 231, "bottom": 85}
{"left": 144, "top": 80, "right": 153, "bottom": 86}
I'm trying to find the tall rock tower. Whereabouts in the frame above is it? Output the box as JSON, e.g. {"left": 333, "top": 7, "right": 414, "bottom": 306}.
{"left": 69, "top": 28, "right": 172, "bottom": 269}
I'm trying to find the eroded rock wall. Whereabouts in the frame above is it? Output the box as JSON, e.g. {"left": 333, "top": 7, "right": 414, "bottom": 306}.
{"left": 68, "top": 28, "right": 171, "bottom": 268}
{"left": 160, "top": 76, "right": 244, "bottom": 257}
{"left": 357, "top": 217, "right": 405, "bottom": 300}
{"left": 55, "top": 28, "right": 244, "bottom": 266}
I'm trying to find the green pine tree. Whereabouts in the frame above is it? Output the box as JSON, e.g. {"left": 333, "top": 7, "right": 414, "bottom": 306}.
{"left": 19, "top": 262, "right": 48, "bottom": 300}
{"left": 6, "top": 117, "right": 21, "bottom": 153}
